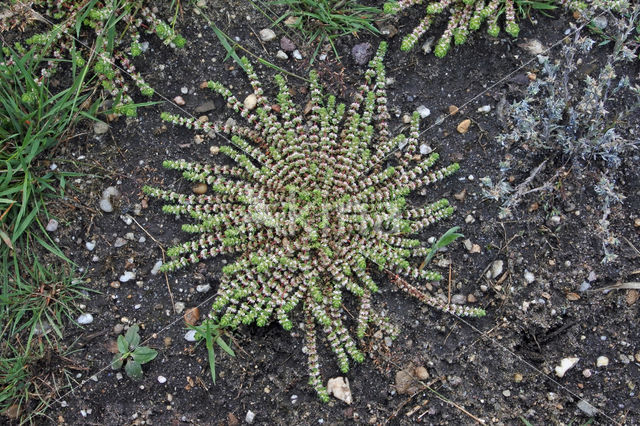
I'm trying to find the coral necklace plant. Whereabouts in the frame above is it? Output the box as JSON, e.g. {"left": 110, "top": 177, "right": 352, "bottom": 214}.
{"left": 144, "top": 42, "right": 485, "bottom": 400}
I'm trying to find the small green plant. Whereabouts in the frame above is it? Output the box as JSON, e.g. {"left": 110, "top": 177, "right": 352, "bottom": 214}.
{"left": 145, "top": 41, "right": 485, "bottom": 401}
{"left": 422, "top": 226, "right": 464, "bottom": 266}
{"left": 384, "top": 0, "right": 629, "bottom": 57}
{"left": 110, "top": 325, "right": 158, "bottom": 380}
{"left": 190, "top": 318, "right": 235, "bottom": 384}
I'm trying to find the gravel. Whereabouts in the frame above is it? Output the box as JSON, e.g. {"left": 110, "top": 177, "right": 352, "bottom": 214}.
{"left": 46, "top": 219, "right": 59, "bottom": 232}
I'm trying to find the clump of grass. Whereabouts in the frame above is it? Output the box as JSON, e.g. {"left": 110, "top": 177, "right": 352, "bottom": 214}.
{"left": 261, "top": 0, "right": 380, "bottom": 59}
{"left": 1, "top": 0, "right": 185, "bottom": 117}
{"left": 0, "top": 43, "right": 93, "bottom": 422}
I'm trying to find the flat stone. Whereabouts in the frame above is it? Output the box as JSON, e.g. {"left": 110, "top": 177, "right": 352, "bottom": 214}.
{"left": 194, "top": 101, "right": 215, "bottom": 113}
{"left": 351, "top": 42, "right": 372, "bottom": 65}
{"left": 416, "top": 105, "right": 430, "bottom": 118}
{"left": 243, "top": 94, "right": 257, "bottom": 110}
{"left": 280, "top": 36, "right": 295, "bottom": 52}
{"left": 46, "top": 219, "right": 59, "bottom": 232}
{"left": 276, "top": 50, "right": 288, "bottom": 60}
{"left": 457, "top": 119, "right": 471, "bottom": 134}
{"left": 259, "top": 28, "right": 276, "bottom": 42}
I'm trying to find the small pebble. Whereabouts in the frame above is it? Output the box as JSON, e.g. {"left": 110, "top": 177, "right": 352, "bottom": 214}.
{"left": 292, "top": 50, "right": 302, "bottom": 60}
{"left": 555, "top": 357, "right": 579, "bottom": 377}
{"left": 419, "top": 144, "right": 432, "bottom": 155}
{"left": 195, "top": 101, "right": 215, "bottom": 113}
{"left": 451, "top": 294, "right": 466, "bottom": 305}
{"left": 157, "top": 376, "right": 167, "bottom": 384}
{"left": 276, "top": 50, "right": 288, "bottom": 60}
{"left": 384, "top": 336, "right": 393, "bottom": 347}
{"left": 513, "top": 373, "right": 523, "bottom": 383}
{"left": 86, "top": 241, "right": 96, "bottom": 251}
{"left": 46, "top": 219, "right": 59, "bottom": 232}
{"left": 184, "top": 307, "right": 200, "bottom": 326}
{"left": 414, "top": 366, "right": 429, "bottom": 380}
{"left": 456, "top": 119, "right": 471, "bottom": 134}
{"left": 259, "top": 28, "right": 276, "bottom": 42}
{"left": 113, "top": 323, "right": 124, "bottom": 334}
{"left": 77, "top": 313, "right": 94, "bottom": 325}
{"left": 196, "top": 283, "right": 211, "bottom": 293}
{"left": 99, "top": 187, "right": 120, "bottom": 213}
{"left": 93, "top": 121, "right": 109, "bottom": 135}
{"left": 465, "top": 214, "right": 475, "bottom": 224}
{"left": 351, "top": 42, "right": 372, "bottom": 65}
{"left": 173, "top": 96, "right": 185, "bottom": 106}
{"left": 245, "top": 410, "right": 256, "bottom": 424}
{"left": 577, "top": 399, "right": 598, "bottom": 417}
{"left": 119, "top": 271, "right": 136, "bottom": 283}
{"left": 243, "top": 94, "right": 257, "bottom": 110}
{"left": 416, "top": 105, "right": 430, "bottom": 118}
{"left": 477, "top": 105, "right": 491, "bottom": 113}
{"left": 421, "top": 36, "right": 435, "bottom": 54}
{"left": 448, "top": 105, "right": 459, "bottom": 115}
{"left": 192, "top": 183, "right": 207, "bottom": 195}
{"left": 467, "top": 294, "right": 477, "bottom": 303}
{"left": 582, "top": 369, "right": 592, "bottom": 378}
{"left": 502, "top": 390, "right": 511, "bottom": 397}
{"left": 524, "top": 271, "right": 535, "bottom": 284}
{"left": 280, "top": 36, "right": 295, "bottom": 51}
{"left": 175, "top": 302, "right": 186, "bottom": 314}
{"left": 114, "top": 237, "right": 127, "bottom": 248}
{"left": 184, "top": 330, "right": 197, "bottom": 342}
{"left": 486, "top": 260, "right": 504, "bottom": 279}
{"left": 151, "top": 260, "right": 163, "bottom": 275}
{"left": 596, "top": 356, "right": 609, "bottom": 367}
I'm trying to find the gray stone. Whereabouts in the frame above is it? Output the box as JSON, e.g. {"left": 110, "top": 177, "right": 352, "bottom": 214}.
{"left": 351, "top": 42, "right": 372, "bottom": 65}
{"left": 93, "top": 121, "right": 109, "bottom": 135}
{"left": 280, "top": 36, "right": 295, "bottom": 52}
{"left": 195, "top": 101, "right": 215, "bottom": 113}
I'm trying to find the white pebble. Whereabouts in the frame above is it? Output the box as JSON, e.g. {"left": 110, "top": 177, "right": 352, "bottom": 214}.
{"left": 151, "top": 260, "right": 163, "bottom": 275}
{"left": 173, "top": 96, "right": 185, "bottom": 106}
{"left": 259, "top": 28, "right": 276, "bottom": 42}
{"left": 77, "top": 313, "right": 94, "bottom": 325}
{"left": 292, "top": 50, "right": 302, "bottom": 60}
{"left": 157, "top": 375, "right": 167, "bottom": 384}
{"left": 419, "top": 144, "right": 432, "bottom": 155}
{"left": 99, "top": 199, "right": 113, "bottom": 213}
{"left": 50, "top": 163, "right": 58, "bottom": 170}
{"left": 416, "top": 105, "right": 430, "bottom": 118}
{"left": 596, "top": 356, "right": 609, "bottom": 367}
{"left": 180, "top": 87, "right": 188, "bottom": 94}
{"left": 175, "top": 302, "right": 186, "bottom": 314}
{"left": 184, "top": 330, "right": 197, "bottom": 342}
{"left": 276, "top": 50, "right": 288, "bottom": 60}
{"left": 86, "top": 241, "right": 96, "bottom": 251}
{"left": 477, "top": 105, "right": 491, "bottom": 113}
{"left": 524, "top": 271, "right": 535, "bottom": 284}
{"left": 119, "top": 271, "right": 136, "bottom": 283}
{"left": 196, "top": 283, "right": 211, "bottom": 293}
{"left": 46, "top": 219, "right": 59, "bottom": 232}
{"left": 92, "top": 255, "right": 99, "bottom": 262}
{"left": 555, "top": 357, "right": 579, "bottom": 377}
{"left": 245, "top": 410, "right": 256, "bottom": 424}
{"left": 120, "top": 215, "right": 133, "bottom": 225}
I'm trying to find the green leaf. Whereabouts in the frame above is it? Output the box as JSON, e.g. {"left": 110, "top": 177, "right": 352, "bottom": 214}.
{"left": 215, "top": 336, "right": 235, "bottom": 357}
{"left": 124, "top": 324, "right": 140, "bottom": 348}
{"left": 111, "top": 353, "right": 124, "bottom": 370}
{"left": 423, "top": 226, "right": 464, "bottom": 267}
{"left": 132, "top": 346, "right": 158, "bottom": 364}
{"left": 124, "top": 359, "right": 143, "bottom": 379}
{"left": 117, "top": 335, "right": 128, "bottom": 354}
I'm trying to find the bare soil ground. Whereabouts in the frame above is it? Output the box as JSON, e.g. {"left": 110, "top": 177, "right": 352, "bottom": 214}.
{"left": 10, "top": 1, "right": 640, "bottom": 424}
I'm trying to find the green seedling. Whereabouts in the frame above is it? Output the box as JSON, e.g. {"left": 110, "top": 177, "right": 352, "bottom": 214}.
{"left": 422, "top": 226, "right": 465, "bottom": 267}
{"left": 191, "top": 318, "right": 235, "bottom": 384}
{"left": 110, "top": 325, "right": 157, "bottom": 379}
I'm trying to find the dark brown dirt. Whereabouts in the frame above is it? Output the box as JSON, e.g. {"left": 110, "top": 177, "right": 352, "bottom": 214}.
{"left": 9, "top": 1, "right": 640, "bottom": 425}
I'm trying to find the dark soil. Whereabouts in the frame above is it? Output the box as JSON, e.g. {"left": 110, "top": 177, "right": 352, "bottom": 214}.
{"left": 12, "top": 1, "right": 640, "bottom": 425}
